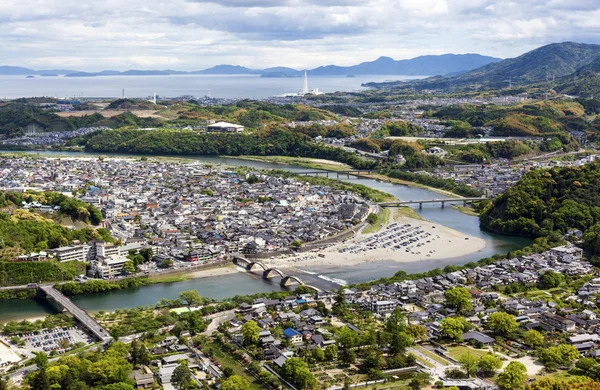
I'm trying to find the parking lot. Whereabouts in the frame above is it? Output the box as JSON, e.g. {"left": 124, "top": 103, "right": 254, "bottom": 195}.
{"left": 338, "top": 223, "right": 436, "bottom": 256}
{"left": 20, "top": 327, "right": 93, "bottom": 354}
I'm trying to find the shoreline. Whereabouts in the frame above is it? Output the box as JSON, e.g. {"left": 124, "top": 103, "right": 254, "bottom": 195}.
{"left": 257, "top": 209, "right": 486, "bottom": 272}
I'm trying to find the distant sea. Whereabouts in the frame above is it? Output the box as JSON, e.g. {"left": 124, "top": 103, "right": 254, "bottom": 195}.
{"left": 0, "top": 74, "right": 425, "bottom": 99}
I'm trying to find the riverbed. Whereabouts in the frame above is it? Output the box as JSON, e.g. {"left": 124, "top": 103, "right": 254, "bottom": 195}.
{"left": 0, "top": 151, "right": 531, "bottom": 322}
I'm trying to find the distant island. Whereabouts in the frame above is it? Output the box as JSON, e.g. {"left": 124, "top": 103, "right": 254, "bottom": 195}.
{"left": 0, "top": 53, "right": 502, "bottom": 78}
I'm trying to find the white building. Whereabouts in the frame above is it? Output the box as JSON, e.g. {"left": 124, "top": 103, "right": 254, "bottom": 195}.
{"left": 206, "top": 122, "right": 245, "bottom": 133}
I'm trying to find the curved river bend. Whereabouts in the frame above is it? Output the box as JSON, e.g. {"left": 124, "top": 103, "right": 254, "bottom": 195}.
{"left": 0, "top": 151, "right": 530, "bottom": 321}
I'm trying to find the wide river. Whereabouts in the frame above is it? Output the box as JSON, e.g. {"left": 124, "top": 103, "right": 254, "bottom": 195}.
{"left": 0, "top": 151, "right": 530, "bottom": 321}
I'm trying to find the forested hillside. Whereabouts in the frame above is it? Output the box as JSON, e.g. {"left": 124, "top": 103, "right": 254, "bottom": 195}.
{"left": 84, "top": 128, "right": 379, "bottom": 169}
{"left": 480, "top": 162, "right": 600, "bottom": 257}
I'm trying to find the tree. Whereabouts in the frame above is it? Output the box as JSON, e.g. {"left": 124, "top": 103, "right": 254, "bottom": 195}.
{"left": 523, "top": 330, "right": 544, "bottom": 348}
{"left": 367, "top": 213, "right": 378, "bottom": 224}
{"left": 478, "top": 354, "right": 503, "bottom": 376}
{"left": 538, "top": 270, "right": 564, "bottom": 289}
{"left": 179, "top": 290, "right": 204, "bottom": 306}
{"left": 171, "top": 361, "right": 192, "bottom": 390}
{"left": 130, "top": 340, "right": 151, "bottom": 366}
{"left": 33, "top": 351, "right": 49, "bottom": 369}
{"left": 497, "top": 361, "right": 527, "bottom": 390}
{"left": 123, "top": 261, "right": 135, "bottom": 274}
{"left": 221, "top": 375, "right": 250, "bottom": 390}
{"left": 109, "top": 327, "right": 123, "bottom": 342}
{"left": 407, "top": 324, "right": 428, "bottom": 342}
{"left": 31, "top": 368, "right": 50, "bottom": 390}
{"left": 312, "top": 348, "right": 325, "bottom": 362}
{"left": 539, "top": 344, "right": 580, "bottom": 371}
{"left": 445, "top": 287, "right": 473, "bottom": 315}
{"left": 458, "top": 354, "right": 478, "bottom": 377}
{"left": 324, "top": 344, "right": 338, "bottom": 361}
{"left": 487, "top": 312, "right": 519, "bottom": 336}
{"left": 439, "top": 317, "right": 469, "bottom": 342}
{"left": 222, "top": 367, "right": 234, "bottom": 378}
{"left": 283, "top": 358, "right": 317, "bottom": 390}
{"left": 241, "top": 320, "right": 261, "bottom": 346}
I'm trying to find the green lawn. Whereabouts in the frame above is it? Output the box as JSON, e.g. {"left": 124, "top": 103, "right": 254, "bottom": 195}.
{"left": 414, "top": 346, "right": 450, "bottom": 366}
{"left": 447, "top": 345, "right": 491, "bottom": 360}
{"left": 202, "top": 342, "right": 264, "bottom": 390}
{"left": 362, "top": 208, "right": 390, "bottom": 234}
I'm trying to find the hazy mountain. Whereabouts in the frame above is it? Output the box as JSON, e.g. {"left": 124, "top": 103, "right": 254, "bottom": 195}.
{"left": 191, "top": 65, "right": 260, "bottom": 75}
{"left": 0, "top": 66, "right": 36, "bottom": 75}
{"left": 308, "top": 54, "right": 501, "bottom": 76}
{"left": 261, "top": 67, "right": 302, "bottom": 77}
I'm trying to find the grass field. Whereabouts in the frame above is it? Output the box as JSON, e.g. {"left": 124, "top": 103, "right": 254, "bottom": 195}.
{"left": 202, "top": 342, "right": 264, "bottom": 390}
{"left": 414, "top": 346, "right": 450, "bottom": 366}
{"left": 362, "top": 208, "right": 390, "bottom": 234}
{"left": 448, "top": 345, "right": 492, "bottom": 360}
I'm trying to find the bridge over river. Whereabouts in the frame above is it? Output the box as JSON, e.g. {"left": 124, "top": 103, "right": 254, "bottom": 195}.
{"left": 38, "top": 285, "right": 112, "bottom": 342}
{"left": 232, "top": 257, "right": 320, "bottom": 291}
{"left": 378, "top": 197, "right": 486, "bottom": 209}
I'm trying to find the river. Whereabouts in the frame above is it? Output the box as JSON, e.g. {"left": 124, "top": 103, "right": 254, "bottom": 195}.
{"left": 0, "top": 151, "right": 530, "bottom": 322}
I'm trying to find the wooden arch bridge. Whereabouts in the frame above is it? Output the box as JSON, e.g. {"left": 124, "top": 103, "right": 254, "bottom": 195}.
{"left": 233, "top": 257, "right": 311, "bottom": 288}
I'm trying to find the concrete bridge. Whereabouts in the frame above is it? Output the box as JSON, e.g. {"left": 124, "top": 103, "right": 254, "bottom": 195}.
{"left": 232, "top": 257, "right": 312, "bottom": 288}
{"left": 38, "top": 285, "right": 112, "bottom": 342}
{"left": 377, "top": 197, "right": 486, "bottom": 209}
{"left": 295, "top": 170, "right": 376, "bottom": 179}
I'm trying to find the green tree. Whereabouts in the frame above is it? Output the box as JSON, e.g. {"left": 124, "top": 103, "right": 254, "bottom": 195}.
{"left": 538, "top": 270, "right": 564, "bottom": 289}
{"left": 487, "top": 312, "right": 519, "bottom": 336}
{"left": 221, "top": 375, "right": 250, "bottom": 390}
{"left": 33, "top": 351, "right": 49, "bottom": 369}
{"left": 123, "top": 261, "right": 135, "bottom": 274}
{"left": 478, "top": 354, "right": 503, "bottom": 376}
{"left": 523, "top": 330, "right": 544, "bottom": 348}
{"left": 179, "top": 290, "right": 205, "bottom": 306}
{"left": 171, "top": 361, "right": 192, "bottom": 390}
{"left": 497, "top": 361, "right": 527, "bottom": 390}
{"left": 31, "top": 368, "right": 50, "bottom": 390}
{"left": 406, "top": 324, "right": 428, "bottom": 342}
{"left": 439, "top": 317, "right": 469, "bottom": 342}
{"left": 283, "top": 358, "right": 317, "bottom": 390}
{"left": 324, "top": 344, "right": 338, "bottom": 361}
{"left": 539, "top": 344, "right": 580, "bottom": 371}
{"left": 445, "top": 287, "right": 473, "bottom": 315}
{"left": 312, "top": 348, "right": 325, "bottom": 362}
{"left": 242, "top": 320, "right": 261, "bottom": 346}
{"left": 458, "top": 354, "right": 478, "bottom": 377}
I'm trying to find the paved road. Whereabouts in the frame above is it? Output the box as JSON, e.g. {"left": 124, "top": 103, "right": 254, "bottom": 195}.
{"left": 40, "top": 286, "right": 111, "bottom": 342}
{"left": 203, "top": 310, "right": 236, "bottom": 336}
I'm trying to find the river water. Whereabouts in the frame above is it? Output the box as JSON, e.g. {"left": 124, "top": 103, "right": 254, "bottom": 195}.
{"left": 0, "top": 151, "right": 530, "bottom": 321}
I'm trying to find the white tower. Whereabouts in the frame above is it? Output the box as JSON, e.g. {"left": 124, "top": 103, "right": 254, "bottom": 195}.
{"left": 153, "top": 93, "right": 156, "bottom": 104}
{"left": 302, "top": 71, "right": 309, "bottom": 95}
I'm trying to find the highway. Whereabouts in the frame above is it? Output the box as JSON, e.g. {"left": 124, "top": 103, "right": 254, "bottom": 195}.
{"left": 39, "top": 286, "right": 112, "bottom": 342}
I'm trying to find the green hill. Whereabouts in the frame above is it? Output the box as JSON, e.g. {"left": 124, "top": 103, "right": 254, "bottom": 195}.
{"left": 556, "top": 56, "right": 600, "bottom": 97}
{"left": 370, "top": 42, "right": 600, "bottom": 90}
{"left": 480, "top": 162, "right": 600, "bottom": 239}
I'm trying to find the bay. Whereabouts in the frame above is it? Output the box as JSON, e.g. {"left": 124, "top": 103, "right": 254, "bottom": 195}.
{"left": 0, "top": 74, "right": 422, "bottom": 99}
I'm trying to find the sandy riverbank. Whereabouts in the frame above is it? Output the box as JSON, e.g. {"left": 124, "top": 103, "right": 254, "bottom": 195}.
{"left": 186, "top": 264, "right": 240, "bottom": 279}
{"left": 261, "top": 209, "right": 486, "bottom": 270}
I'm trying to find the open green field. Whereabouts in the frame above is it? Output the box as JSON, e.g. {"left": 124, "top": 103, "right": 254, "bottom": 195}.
{"left": 447, "top": 345, "right": 492, "bottom": 360}
{"left": 362, "top": 208, "right": 390, "bottom": 234}
{"left": 414, "top": 346, "right": 450, "bottom": 366}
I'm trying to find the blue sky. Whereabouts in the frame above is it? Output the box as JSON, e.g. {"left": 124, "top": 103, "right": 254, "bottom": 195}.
{"left": 1, "top": 0, "right": 599, "bottom": 70}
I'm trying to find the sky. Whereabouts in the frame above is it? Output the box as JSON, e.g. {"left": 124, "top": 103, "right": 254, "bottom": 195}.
{"left": 2, "top": 0, "right": 600, "bottom": 71}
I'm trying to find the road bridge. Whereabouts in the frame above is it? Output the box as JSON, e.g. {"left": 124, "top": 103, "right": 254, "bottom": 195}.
{"left": 295, "top": 170, "right": 376, "bottom": 178}
{"left": 39, "top": 285, "right": 111, "bottom": 342}
{"left": 377, "top": 197, "right": 486, "bottom": 209}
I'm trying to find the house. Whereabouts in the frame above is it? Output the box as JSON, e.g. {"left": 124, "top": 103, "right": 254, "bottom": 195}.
{"left": 462, "top": 331, "right": 495, "bottom": 346}
{"left": 542, "top": 312, "right": 577, "bottom": 332}
{"left": 133, "top": 373, "right": 154, "bottom": 389}
{"left": 283, "top": 328, "right": 303, "bottom": 344}
{"left": 207, "top": 122, "right": 245, "bottom": 133}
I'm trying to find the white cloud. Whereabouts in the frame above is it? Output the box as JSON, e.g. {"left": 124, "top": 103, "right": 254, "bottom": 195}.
{"left": 0, "top": 0, "right": 598, "bottom": 70}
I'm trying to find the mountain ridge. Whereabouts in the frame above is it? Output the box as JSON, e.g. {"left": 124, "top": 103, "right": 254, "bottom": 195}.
{"left": 0, "top": 53, "right": 501, "bottom": 78}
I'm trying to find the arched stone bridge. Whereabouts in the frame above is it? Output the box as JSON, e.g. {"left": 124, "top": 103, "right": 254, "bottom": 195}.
{"left": 232, "top": 256, "right": 306, "bottom": 287}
